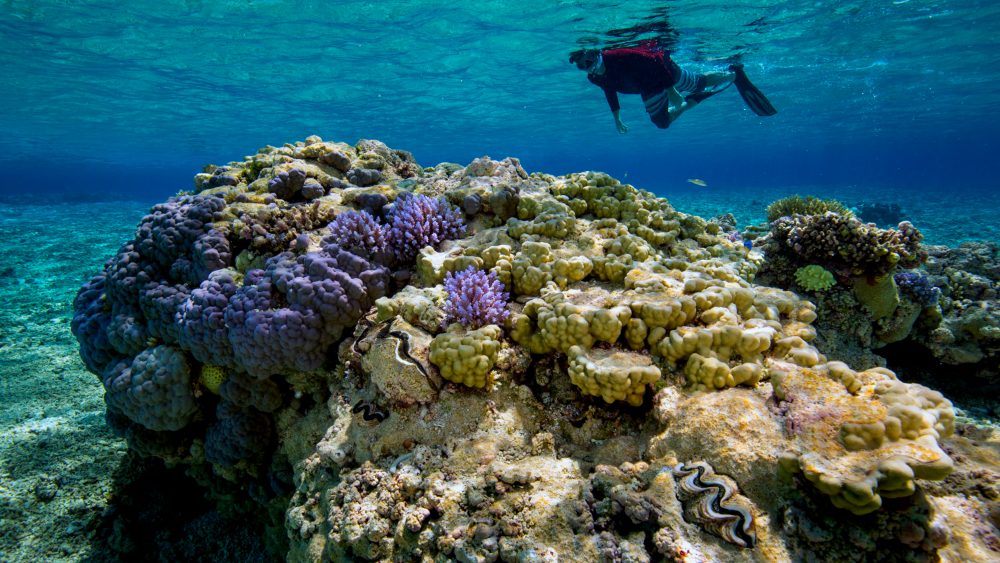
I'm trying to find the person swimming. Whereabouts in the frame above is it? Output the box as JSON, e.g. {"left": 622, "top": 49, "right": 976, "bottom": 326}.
{"left": 569, "top": 41, "right": 776, "bottom": 132}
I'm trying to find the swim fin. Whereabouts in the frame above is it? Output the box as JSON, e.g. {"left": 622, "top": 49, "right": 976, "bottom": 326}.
{"left": 730, "top": 63, "right": 777, "bottom": 116}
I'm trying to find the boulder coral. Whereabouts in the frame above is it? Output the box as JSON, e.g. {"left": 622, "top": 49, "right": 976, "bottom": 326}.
{"left": 69, "top": 136, "right": 987, "bottom": 562}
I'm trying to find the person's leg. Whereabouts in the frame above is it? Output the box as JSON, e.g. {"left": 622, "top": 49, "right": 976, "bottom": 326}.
{"left": 642, "top": 90, "right": 672, "bottom": 128}
{"left": 702, "top": 71, "right": 735, "bottom": 88}
{"left": 665, "top": 86, "right": 685, "bottom": 108}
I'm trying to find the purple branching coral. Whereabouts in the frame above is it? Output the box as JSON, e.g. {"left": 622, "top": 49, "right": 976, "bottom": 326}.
{"left": 326, "top": 210, "right": 389, "bottom": 263}
{"left": 386, "top": 193, "right": 465, "bottom": 264}
{"left": 443, "top": 266, "right": 510, "bottom": 329}
{"left": 895, "top": 271, "right": 941, "bottom": 307}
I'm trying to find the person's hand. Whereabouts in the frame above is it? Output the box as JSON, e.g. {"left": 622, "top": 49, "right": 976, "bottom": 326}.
{"left": 615, "top": 118, "right": 629, "bottom": 134}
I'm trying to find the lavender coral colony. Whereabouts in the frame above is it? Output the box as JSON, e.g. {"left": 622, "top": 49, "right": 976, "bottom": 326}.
{"left": 443, "top": 266, "right": 510, "bottom": 328}
{"left": 386, "top": 192, "right": 465, "bottom": 263}
{"left": 70, "top": 139, "right": 463, "bottom": 467}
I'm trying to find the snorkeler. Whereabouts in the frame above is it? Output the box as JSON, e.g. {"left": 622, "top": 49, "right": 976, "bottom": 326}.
{"left": 569, "top": 41, "right": 777, "bottom": 132}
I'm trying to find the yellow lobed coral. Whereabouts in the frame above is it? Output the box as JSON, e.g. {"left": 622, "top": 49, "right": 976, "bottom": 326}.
{"left": 510, "top": 241, "right": 556, "bottom": 296}
{"left": 507, "top": 193, "right": 576, "bottom": 239}
{"left": 684, "top": 353, "right": 764, "bottom": 391}
{"left": 567, "top": 345, "right": 660, "bottom": 406}
{"left": 416, "top": 247, "right": 484, "bottom": 286}
{"left": 374, "top": 286, "right": 448, "bottom": 333}
{"left": 507, "top": 288, "right": 631, "bottom": 355}
{"left": 428, "top": 325, "right": 503, "bottom": 388}
{"left": 771, "top": 360, "right": 954, "bottom": 515}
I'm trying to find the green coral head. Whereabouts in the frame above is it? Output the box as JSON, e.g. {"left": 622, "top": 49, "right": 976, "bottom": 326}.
{"left": 766, "top": 195, "right": 852, "bottom": 223}
{"left": 198, "top": 364, "right": 229, "bottom": 395}
{"left": 795, "top": 264, "right": 837, "bottom": 292}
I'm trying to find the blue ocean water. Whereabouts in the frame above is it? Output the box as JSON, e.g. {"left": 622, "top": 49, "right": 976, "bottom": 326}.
{"left": 1, "top": 0, "right": 998, "bottom": 205}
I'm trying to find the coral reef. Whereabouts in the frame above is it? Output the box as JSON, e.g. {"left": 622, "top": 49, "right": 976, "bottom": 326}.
{"left": 66, "top": 136, "right": 996, "bottom": 562}
{"left": 910, "top": 242, "right": 1000, "bottom": 377}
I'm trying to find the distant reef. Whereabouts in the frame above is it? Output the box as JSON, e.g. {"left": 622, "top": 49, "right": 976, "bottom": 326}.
{"left": 71, "top": 136, "right": 1000, "bottom": 561}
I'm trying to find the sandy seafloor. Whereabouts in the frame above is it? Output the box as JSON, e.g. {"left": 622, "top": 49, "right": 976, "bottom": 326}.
{"left": 0, "top": 182, "right": 996, "bottom": 561}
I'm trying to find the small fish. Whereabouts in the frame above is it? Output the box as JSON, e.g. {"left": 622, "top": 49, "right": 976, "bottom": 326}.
{"left": 687, "top": 178, "right": 708, "bottom": 187}
{"left": 743, "top": 239, "right": 754, "bottom": 250}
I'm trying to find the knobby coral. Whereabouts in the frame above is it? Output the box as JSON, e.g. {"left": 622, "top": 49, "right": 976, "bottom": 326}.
{"left": 769, "top": 212, "right": 926, "bottom": 279}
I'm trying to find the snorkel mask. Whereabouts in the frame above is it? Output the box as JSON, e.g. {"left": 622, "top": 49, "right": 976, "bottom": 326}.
{"left": 572, "top": 50, "right": 602, "bottom": 74}
{"left": 586, "top": 52, "right": 603, "bottom": 74}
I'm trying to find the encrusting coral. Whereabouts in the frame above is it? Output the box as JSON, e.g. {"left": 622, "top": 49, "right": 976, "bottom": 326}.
{"left": 69, "top": 136, "right": 985, "bottom": 562}
{"left": 771, "top": 360, "right": 954, "bottom": 515}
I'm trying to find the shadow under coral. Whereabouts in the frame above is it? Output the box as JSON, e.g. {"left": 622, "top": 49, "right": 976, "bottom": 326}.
{"left": 84, "top": 453, "right": 277, "bottom": 563}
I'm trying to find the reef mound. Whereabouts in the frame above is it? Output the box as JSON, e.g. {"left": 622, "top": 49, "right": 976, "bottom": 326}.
{"left": 70, "top": 136, "right": 999, "bottom": 561}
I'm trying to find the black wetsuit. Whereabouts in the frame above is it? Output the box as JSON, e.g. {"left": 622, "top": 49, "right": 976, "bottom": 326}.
{"left": 587, "top": 44, "right": 702, "bottom": 128}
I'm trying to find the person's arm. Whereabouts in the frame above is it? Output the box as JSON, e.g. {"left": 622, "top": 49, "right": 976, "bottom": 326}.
{"left": 602, "top": 89, "right": 628, "bottom": 133}
{"left": 612, "top": 109, "right": 628, "bottom": 133}
{"left": 590, "top": 67, "right": 628, "bottom": 133}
